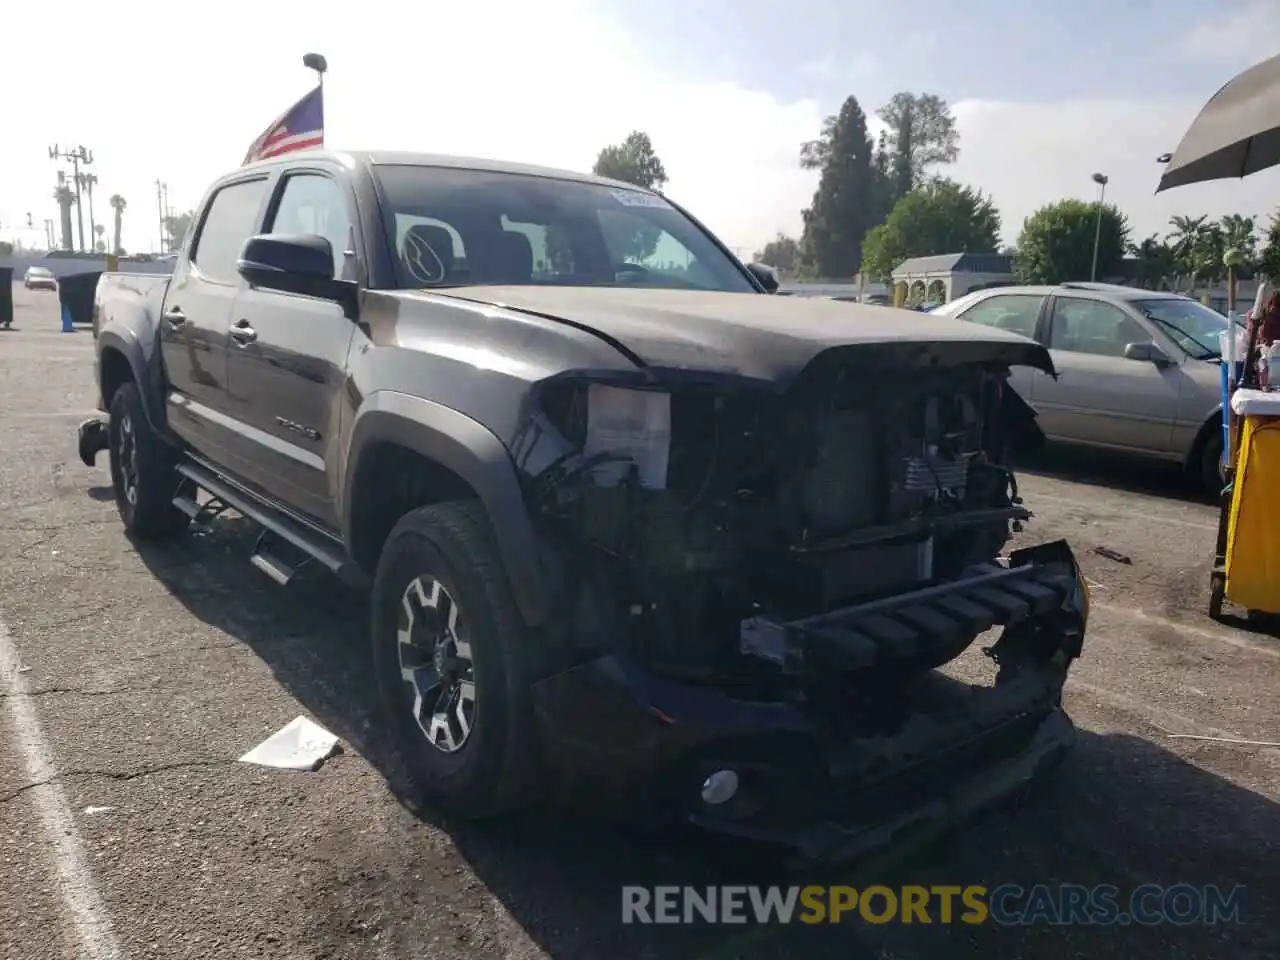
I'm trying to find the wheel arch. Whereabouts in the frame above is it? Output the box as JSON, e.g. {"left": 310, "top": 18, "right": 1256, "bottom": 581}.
{"left": 96, "top": 329, "right": 166, "bottom": 434}
{"left": 343, "top": 391, "right": 549, "bottom": 627}
{"left": 1186, "top": 405, "right": 1224, "bottom": 470}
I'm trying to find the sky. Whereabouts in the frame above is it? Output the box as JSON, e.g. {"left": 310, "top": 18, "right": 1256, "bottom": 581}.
{"left": 3, "top": 0, "right": 1279, "bottom": 259}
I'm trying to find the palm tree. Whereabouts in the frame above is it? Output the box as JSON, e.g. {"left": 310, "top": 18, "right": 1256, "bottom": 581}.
{"left": 77, "top": 172, "right": 99, "bottom": 252}
{"left": 1167, "top": 214, "right": 1208, "bottom": 292}
{"left": 1218, "top": 214, "right": 1257, "bottom": 269}
{"left": 109, "top": 194, "right": 127, "bottom": 254}
{"left": 52, "top": 184, "right": 76, "bottom": 251}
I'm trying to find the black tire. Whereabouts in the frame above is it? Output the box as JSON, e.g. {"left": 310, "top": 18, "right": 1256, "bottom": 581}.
{"left": 371, "top": 500, "right": 542, "bottom": 819}
{"left": 1198, "top": 429, "right": 1226, "bottom": 499}
{"left": 1208, "top": 573, "right": 1225, "bottom": 621}
{"left": 107, "top": 382, "right": 190, "bottom": 538}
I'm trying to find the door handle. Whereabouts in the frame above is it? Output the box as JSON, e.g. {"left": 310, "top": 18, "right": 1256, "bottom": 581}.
{"left": 162, "top": 307, "right": 187, "bottom": 327}
{"left": 230, "top": 319, "right": 258, "bottom": 345}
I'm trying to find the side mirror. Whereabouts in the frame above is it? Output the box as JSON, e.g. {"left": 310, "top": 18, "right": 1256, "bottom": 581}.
{"left": 1124, "top": 341, "right": 1173, "bottom": 366}
{"left": 237, "top": 234, "right": 359, "bottom": 319}
{"left": 746, "top": 261, "right": 780, "bottom": 293}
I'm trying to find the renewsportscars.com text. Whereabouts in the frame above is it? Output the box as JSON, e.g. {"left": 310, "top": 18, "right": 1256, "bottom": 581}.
{"left": 621, "top": 884, "right": 1247, "bottom": 927}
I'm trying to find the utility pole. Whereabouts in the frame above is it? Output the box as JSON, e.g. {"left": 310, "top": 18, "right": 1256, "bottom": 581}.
{"left": 155, "top": 180, "right": 167, "bottom": 253}
{"left": 44, "top": 219, "right": 55, "bottom": 250}
{"left": 79, "top": 172, "right": 99, "bottom": 252}
{"left": 48, "top": 144, "right": 94, "bottom": 252}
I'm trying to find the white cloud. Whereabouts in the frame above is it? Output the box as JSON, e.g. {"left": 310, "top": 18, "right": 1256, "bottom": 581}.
{"left": 1182, "top": 1, "right": 1280, "bottom": 59}
{"left": 950, "top": 97, "right": 1280, "bottom": 248}
{"left": 0, "top": 0, "right": 821, "bottom": 257}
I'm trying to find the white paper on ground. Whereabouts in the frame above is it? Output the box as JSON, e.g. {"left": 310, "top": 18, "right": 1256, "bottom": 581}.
{"left": 238, "top": 715, "right": 341, "bottom": 771}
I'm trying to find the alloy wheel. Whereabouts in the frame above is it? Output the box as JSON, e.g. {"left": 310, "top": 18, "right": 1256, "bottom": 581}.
{"left": 397, "top": 575, "right": 477, "bottom": 753}
{"left": 117, "top": 413, "right": 139, "bottom": 506}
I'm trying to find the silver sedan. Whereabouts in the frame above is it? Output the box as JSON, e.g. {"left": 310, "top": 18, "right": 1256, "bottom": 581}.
{"left": 932, "top": 282, "right": 1234, "bottom": 493}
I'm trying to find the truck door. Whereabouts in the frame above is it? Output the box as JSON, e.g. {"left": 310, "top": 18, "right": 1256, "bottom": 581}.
{"left": 223, "top": 169, "right": 359, "bottom": 528}
{"left": 160, "top": 176, "right": 271, "bottom": 458}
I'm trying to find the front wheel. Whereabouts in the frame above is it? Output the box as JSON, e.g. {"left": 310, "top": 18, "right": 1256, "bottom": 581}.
{"left": 1199, "top": 430, "right": 1226, "bottom": 499}
{"left": 370, "top": 500, "right": 542, "bottom": 819}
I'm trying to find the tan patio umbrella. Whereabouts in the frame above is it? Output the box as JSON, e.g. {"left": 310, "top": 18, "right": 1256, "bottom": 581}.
{"left": 1156, "top": 52, "right": 1280, "bottom": 193}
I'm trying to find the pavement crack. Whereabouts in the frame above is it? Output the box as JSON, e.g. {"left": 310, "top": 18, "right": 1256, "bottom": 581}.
{"left": 2, "top": 685, "right": 142, "bottom": 698}
{"left": 0, "top": 759, "right": 237, "bottom": 805}
{"left": 16, "top": 533, "right": 59, "bottom": 560}
{"left": 124, "top": 640, "right": 241, "bottom": 662}
{"left": 40, "top": 601, "right": 130, "bottom": 630}
{"left": 0, "top": 518, "right": 115, "bottom": 533}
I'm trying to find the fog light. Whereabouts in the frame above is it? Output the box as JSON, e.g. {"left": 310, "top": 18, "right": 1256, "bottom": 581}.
{"left": 700, "top": 769, "right": 739, "bottom": 805}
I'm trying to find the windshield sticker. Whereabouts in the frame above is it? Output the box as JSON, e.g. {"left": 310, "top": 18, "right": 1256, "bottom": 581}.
{"left": 609, "top": 188, "right": 671, "bottom": 210}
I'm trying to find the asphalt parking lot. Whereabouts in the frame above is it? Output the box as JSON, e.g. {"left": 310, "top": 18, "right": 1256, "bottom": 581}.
{"left": 1, "top": 283, "right": 1277, "bottom": 960}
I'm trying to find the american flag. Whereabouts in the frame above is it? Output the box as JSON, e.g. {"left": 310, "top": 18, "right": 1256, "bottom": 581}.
{"left": 242, "top": 85, "right": 324, "bottom": 165}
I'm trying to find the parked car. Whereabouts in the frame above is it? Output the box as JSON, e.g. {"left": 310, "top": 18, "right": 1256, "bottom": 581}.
{"left": 931, "top": 282, "right": 1234, "bottom": 493}
{"left": 23, "top": 266, "right": 57, "bottom": 290}
{"left": 79, "top": 149, "right": 1090, "bottom": 862}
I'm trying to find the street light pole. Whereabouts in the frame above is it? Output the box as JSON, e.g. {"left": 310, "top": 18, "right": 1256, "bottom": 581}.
{"left": 1090, "top": 172, "right": 1109, "bottom": 282}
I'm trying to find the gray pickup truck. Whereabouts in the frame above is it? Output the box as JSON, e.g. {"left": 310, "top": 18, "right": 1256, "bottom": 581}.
{"left": 80, "top": 149, "right": 1089, "bottom": 863}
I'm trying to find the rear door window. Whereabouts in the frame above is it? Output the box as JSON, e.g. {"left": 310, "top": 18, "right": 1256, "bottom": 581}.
{"left": 956, "top": 294, "right": 1044, "bottom": 339}
{"left": 190, "top": 178, "right": 269, "bottom": 284}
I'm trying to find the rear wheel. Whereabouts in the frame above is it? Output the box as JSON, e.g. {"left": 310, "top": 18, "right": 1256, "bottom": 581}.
{"left": 107, "top": 382, "right": 190, "bottom": 538}
{"left": 370, "top": 500, "right": 542, "bottom": 819}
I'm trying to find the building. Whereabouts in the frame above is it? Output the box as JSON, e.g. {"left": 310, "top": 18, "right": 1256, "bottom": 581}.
{"left": 890, "top": 253, "right": 1016, "bottom": 304}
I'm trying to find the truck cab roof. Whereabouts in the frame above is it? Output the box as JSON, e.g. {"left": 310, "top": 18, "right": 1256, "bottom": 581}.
{"left": 239, "top": 148, "right": 652, "bottom": 196}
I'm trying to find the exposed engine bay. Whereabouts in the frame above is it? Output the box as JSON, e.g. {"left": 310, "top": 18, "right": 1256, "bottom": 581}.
{"left": 511, "top": 358, "right": 1050, "bottom": 712}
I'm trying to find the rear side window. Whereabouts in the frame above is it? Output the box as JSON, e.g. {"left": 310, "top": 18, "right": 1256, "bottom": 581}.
{"left": 190, "top": 178, "right": 269, "bottom": 284}
{"left": 958, "top": 294, "right": 1044, "bottom": 339}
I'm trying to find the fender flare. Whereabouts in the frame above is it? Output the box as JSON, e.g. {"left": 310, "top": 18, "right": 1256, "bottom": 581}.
{"left": 342, "top": 391, "right": 549, "bottom": 626}
{"left": 95, "top": 327, "right": 166, "bottom": 434}
{"left": 1187, "top": 404, "right": 1225, "bottom": 467}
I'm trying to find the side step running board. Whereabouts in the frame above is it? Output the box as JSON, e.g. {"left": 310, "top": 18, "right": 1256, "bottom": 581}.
{"left": 173, "top": 459, "right": 360, "bottom": 585}
{"left": 249, "top": 529, "right": 306, "bottom": 587}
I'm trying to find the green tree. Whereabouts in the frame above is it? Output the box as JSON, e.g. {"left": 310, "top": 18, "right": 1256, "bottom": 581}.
{"left": 859, "top": 179, "right": 1000, "bottom": 281}
{"left": 798, "top": 95, "right": 876, "bottom": 278}
{"left": 753, "top": 233, "right": 801, "bottom": 274}
{"left": 1167, "top": 214, "right": 1208, "bottom": 288}
{"left": 592, "top": 131, "right": 667, "bottom": 263}
{"left": 0, "top": 240, "right": 13, "bottom": 259}
{"left": 1258, "top": 209, "right": 1280, "bottom": 282}
{"left": 876, "top": 92, "right": 960, "bottom": 204}
{"left": 593, "top": 131, "right": 668, "bottom": 190}
{"left": 1014, "top": 199, "right": 1130, "bottom": 284}
{"left": 1130, "top": 234, "right": 1177, "bottom": 289}
{"left": 1191, "top": 221, "right": 1226, "bottom": 286}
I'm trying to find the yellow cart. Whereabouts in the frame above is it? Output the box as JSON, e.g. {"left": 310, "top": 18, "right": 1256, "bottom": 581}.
{"left": 1210, "top": 388, "right": 1280, "bottom": 619}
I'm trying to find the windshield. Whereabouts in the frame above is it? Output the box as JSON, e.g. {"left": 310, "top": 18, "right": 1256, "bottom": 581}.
{"left": 373, "top": 164, "right": 757, "bottom": 293}
{"left": 1132, "top": 298, "right": 1232, "bottom": 360}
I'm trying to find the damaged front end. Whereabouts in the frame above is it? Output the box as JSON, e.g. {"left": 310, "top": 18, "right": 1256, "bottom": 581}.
{"left": 509, "top": 348, "right": 1087, "bottom": 863}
